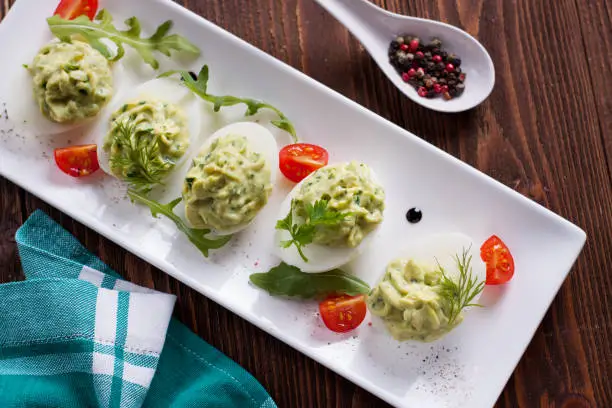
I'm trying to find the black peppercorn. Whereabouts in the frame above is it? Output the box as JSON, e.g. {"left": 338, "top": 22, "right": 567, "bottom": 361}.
{"left": 427, "top": 61, "right": 435, "bottom": 71}
{"left": 438, "top": 78, "right": 447, "bottom": 85}
{"left": 454, "top": 67, "right": 462, "bottom": 74}
{"left": 453, "top": 57, "right": 462, "bottom": 67}
{"left": 455, "top": 83, "right": 465, "bottom": 94}
{"left": 424, "top": 51, "right": 432, "bottom": 60}
{"left": 448, "top": 79, "right": 457, "bottom": 86}
{"left": 449, "top": 87, "right": 458, "bottom": 97}
{"left": 440, "top": 51, "right": 448, "bottom": 60}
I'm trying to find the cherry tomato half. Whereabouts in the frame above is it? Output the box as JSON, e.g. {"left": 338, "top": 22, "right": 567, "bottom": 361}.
{"left": 319, "top": 294, "right": 367, "bottom": 333}
{"left": 54, "top": 144, "right": 100, "bottom": 177}
{"left": 480, "top": 235, "right": 515, "bottom": 285}
{"left": 54, "top": 0, "right": 98, "bottom": 20}
{"left": 279, "top": 143, "right": 329, "bottom": 183}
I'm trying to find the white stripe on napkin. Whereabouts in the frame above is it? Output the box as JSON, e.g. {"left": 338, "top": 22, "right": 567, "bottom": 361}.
{"left": 123, "top": 362, "right": 156, "bottom": 388}
{"left": 79, "top": 265, "right": 105, "bottom": 287}
{"left": 125, "top": 292, "right": 175, "bottom": 354}
{"left": 92, "top": 352, "right": 115, "bottom": 376}
{"left": 113, "top": 279, "right": 156, "bottom": 294}
{"left": 94, "top": 289, "right": 118, "bottom": 344}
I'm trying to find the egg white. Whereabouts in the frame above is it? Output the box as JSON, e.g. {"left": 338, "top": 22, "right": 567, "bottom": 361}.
{"left": 8, "top": 46, "right": 125, "bottom": 137}
{"left": 183, "top": 121, "right": 279, "bottom": 235}
{"left": 94, "top": 77, "right": 202, "bottom": 179}
{"left": 392, "top": 232, "right": 487, "bottom": 302}
{"left": 275, "top": 162, "right": 382, "bottom": 273}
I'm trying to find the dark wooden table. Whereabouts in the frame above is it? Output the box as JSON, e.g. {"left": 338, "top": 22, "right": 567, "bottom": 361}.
{"left": 1, "top": 0, "right": 611, "bottom": 407}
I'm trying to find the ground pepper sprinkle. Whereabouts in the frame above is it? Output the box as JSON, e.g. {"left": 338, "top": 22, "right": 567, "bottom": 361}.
{"left": 388, "top": 35, "right": 466, "bottom": 100}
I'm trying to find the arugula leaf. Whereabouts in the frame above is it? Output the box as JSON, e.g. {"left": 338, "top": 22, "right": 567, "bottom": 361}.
{"left": 249, "top": 262, "right": 370, "bottom": 299}
{"left": 275, "top": 199, "right": 351, "bottom": 262}
{"left": 47, "top": 9, "right": 200, "bottom": 69}
{"left": 437, "top": 247, "right": 485, "bottom": 325}
{"left": 159, "top": 65, "right": 298, "bottom": 142}
{"left": 127, "top": 189, "right": 232, "bottom": 257}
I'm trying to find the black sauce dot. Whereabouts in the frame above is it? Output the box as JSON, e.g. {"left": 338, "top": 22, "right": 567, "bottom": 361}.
{"left": 406, "top": 207, "right": 423, "bottom": 223}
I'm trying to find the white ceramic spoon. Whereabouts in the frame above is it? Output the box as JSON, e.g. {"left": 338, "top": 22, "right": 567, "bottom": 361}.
{"left": 313, "top": 0, "right": 495, "bottom": 113}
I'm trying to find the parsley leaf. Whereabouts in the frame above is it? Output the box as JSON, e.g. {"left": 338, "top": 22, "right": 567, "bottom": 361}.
{"left": 159, "top": 65, "right": 298, "bottom": 142}
{"left": 275, "top": 199, "right": 351, "bottom": 262}
{"left": 249, "top": 262, "right": 370, "bottom": 299}
{"left": 127, "top": 189, "right": 232, "bottom": 258}
{"left": 437, "top": 247, "right": 486, "bottom": 325}
{"left": 47, "top": 9, "right": 200, "bottom": 69}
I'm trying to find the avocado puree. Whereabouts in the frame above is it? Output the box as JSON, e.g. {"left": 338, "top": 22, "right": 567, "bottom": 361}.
{"left": 103, "top": 99, "right": 189, "bottom": 183}
{"left": 29, "top": 40, "right": 113, "bottom": 123}
{"left": 367, "top": 259, "right": 461, "bottom": 342}
{"left": 293, "top": 162, "right": 385, "bottom": 247}
{"left": 182, "top": 134, "right": 272, "bottom": 231}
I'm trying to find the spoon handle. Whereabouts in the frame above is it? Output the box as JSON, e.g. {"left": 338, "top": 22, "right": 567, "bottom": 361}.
{"left": 312, "top": 0, "right": 390, "bottom": 47}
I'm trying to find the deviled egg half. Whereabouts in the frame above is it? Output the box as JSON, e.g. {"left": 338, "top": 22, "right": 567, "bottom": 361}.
{"left": 181, "top": 122, "right": 278, "bottom": 235}
{"left": 367, "top": 232, "right": 486, "bottom": 342}
{"left": 94, "top": 77, "right": 202, "bottom": 188}
{"left": 11, "top": 40, "right": 123, "bottom": 136}
{"left": 275, "top": 161, "right": 386, "bottom": 273}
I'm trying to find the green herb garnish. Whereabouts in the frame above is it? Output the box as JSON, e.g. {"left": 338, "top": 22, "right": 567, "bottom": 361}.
{"left": 160, "top": 65, "right": 297, "bottom": 142}
{"left": 127, "top": 189, "right": 232, "bottom": 258}
{"left": 47, "top": 9, "right": 200, "bottom": 69}
{"left": 437, "top": 247, "right": 485, "bottom": 325}
{"left": 275, "top": 199, "right": 350, "bottom": 262}
{"left": 107, "top": 121, "right": 172, "bottom": 194}
{"left": 250, "top": 262, "right": 370, "bottom": 298}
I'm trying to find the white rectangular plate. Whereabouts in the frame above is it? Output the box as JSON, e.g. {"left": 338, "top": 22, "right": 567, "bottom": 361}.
{"left": 0, "top": 1, "right": 586, "bottom": 407}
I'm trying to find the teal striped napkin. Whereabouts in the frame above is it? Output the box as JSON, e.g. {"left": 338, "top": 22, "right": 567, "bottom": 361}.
{"left": 0, "top": 209, "right": 276, "bottom": 408}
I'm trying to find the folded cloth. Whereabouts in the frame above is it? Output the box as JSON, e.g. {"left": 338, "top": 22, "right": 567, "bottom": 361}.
{"left": 0, "top": 210, "right": 276, "bottom": 408}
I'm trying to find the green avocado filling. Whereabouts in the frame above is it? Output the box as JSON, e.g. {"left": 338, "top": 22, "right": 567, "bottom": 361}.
{"left": 182, "top": 134, "right": 272, "bottom": 231}
{"left": 28, "top": 40, "right": 113, "bottom": 123}
{"left": 103, "top": 99, "right": 189, "bottom": 186}
{"left": 292, "top": 162, "right": 385, "bottom": 247}
{"left": 367, "top": 259, "right": 461, "bottom": 342}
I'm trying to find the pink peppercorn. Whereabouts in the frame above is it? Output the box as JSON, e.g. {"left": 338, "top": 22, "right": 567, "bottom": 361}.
{"left": 417, "top": 87, "right": 428, "bottom": 97}
{"left": 409, "top": 39, "right": 419, "bottom": 52}
{"left": 432, "top": 55, "right": 442, "bottom": 63}
{"left": 446, "top": 63, "right": 455, "bottom": 73}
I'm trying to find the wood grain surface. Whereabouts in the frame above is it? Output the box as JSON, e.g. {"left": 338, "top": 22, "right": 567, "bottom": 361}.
{"left": 1, "top": 0, "right": 611, "bottom": 407}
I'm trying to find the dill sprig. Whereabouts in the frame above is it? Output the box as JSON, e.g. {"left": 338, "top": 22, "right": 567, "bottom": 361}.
{"left": 108, "top": 121, "right": 172, "bottom": 193}
{"left": 437, "top": 247, "right": 485, "bottom": 325}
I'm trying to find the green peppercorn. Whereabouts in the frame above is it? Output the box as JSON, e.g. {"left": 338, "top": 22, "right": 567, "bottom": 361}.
{"left": 395, "top": 36, "right": 405, "bottom": 45}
